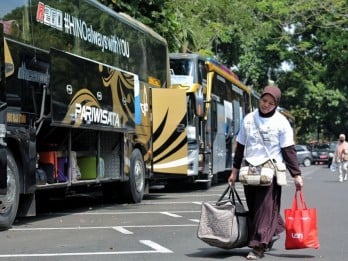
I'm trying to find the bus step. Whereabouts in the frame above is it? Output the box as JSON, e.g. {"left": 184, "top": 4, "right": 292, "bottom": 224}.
{"left": 194, "top": 179, "right": 210, "bottom": 183}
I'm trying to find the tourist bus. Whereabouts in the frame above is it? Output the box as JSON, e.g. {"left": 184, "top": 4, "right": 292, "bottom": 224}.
{"left": 168, "top": 53, "right": 251, "bottom": 187}
{"left": 0, "top": 0, "right": 188, "bottom": 229}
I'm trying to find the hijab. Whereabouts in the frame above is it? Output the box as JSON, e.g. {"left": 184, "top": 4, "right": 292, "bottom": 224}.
{"left": 258, "top": 85, "right": 281, "bottom": 118}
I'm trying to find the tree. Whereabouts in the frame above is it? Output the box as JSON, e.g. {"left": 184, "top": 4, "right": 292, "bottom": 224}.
{"left": 270, "top": 0, "right": 348, "bottom": 141}
{"left": 219, "top": 0, "right": 348, "bottom": 141}
{"left": 98, "top": 0, "right": 348, "bottom": 142}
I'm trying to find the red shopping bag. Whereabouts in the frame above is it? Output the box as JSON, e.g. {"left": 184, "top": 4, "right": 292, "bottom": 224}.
{"left": 284, "top": 190, "right": 320, "bottom": 249}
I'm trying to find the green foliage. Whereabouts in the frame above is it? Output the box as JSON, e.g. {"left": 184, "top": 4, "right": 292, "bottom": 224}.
{"left": 98, "top": 0, "right": 348, "bottom": 142}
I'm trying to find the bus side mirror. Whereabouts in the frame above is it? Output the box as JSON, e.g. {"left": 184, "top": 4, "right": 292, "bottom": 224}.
{"left": 194, "top": 86, "right": 204, "bottom": 117}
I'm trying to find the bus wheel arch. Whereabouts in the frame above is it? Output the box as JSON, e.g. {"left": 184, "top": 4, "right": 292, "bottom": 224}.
{"left": 0, "top": 149, "right": 20, "bottom": 230}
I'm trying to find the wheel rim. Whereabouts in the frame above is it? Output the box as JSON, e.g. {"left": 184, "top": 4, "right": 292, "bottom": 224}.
{"left": 304, "top": 159, "right": 310, "bottom": 167}
{"left": 134, "top": 159, "right": 144, "bottom": 193}
{"left": 0, "top": 164, "right": 16, "bottom": 214}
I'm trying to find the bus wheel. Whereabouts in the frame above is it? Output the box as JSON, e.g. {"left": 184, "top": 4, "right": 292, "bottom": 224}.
{"left": 123, "top": 149, "right": 145, "bottom": 203}
{"left": 212, "top": 173, "right": 218, "bottom": 185}
{"left": 203, "top": 180, "right": 212, "bottom": 190}
{"left": 197, "top": 175, "right": 212, "bottom": 190}
{"left": 0, "top": 150, "right": 20, "bottom": 230}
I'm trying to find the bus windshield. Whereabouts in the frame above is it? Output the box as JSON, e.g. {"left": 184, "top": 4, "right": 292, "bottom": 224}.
{"left": 170, "top": 58, "right": 194, "bottom": 76}
{"left": 170, "top": 58, "right": 195, "bottom": 85}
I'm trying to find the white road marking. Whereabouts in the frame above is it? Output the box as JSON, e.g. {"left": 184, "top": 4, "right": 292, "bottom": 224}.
{"left": 42, "top": 210, "right": 200, "bottom": 215}
{"left": 140, "top": 240, "right": 173, "bottom": 253}
{"left": 192, "top": 201, "right": 202, "bottom": 205}
{"left": 160, "top": 212, "right": 182, "bottom": 218}
{"left": 10, "top": 224, "right": 197, "bottom": 231}
{"left": 0, "top": 240, "right": 172, "bottom": 258}
{"left": 112, "top": 226, "right": 133, "bottom": 234}
{"left": 189, "top": 219, "right": 200, "bottom": 223}
{"left": 140, "top": 201, "right": 211, "bottom": 205}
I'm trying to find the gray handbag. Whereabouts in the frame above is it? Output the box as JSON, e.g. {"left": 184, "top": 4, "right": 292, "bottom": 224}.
{"left": 197, "top": 185, "right": 249, "bottom": 249}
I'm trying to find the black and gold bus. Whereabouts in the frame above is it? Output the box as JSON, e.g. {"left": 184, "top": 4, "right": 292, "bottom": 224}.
{"left": 0, "top": 0, "right": 187, "bottom": 229}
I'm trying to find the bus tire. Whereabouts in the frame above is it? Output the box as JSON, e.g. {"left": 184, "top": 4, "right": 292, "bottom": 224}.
{"left": 123, "top": 149, "right": 145, "bottom": 203}
{"left": 212, "top": 173, "right": 218, "bottom": 185}
{"left": 0, "top": 150, "right": 20, "bottom": 230}
{"left": 197, "top": 175, "right": 212, "bottom": 190}
{"left": 199, "top": 180, "right": 211, "bottom": 190}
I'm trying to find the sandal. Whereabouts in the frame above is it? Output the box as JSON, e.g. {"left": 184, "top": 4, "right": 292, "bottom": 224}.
{"left": 246, "top": 247, "right": 264, "bottom": 260}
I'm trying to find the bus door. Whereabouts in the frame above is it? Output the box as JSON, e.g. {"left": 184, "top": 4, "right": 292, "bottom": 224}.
{"left": 151, "top": 88, "right": 188, "bottom": 175}
{"left": 210, "top": 98, "right": 226, "bottom": 174}
{"left": 224, "top": 100, "right": 234, "bottom": 169}
{"left": 0, "top": 24, "right": 7, "bottom": 195}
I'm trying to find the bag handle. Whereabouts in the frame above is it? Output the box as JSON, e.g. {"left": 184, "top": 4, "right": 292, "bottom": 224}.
{"left": 217, "top": 185, "right": 243, "bottom": 206}
{"left": 292, "top": 190, "right": 308, "bottom": 210}
{"left": 230, "top": 185, "right": 244, "bottom": 206}
{"left": 217, "top": 185, "right": 231, "bottom": 202}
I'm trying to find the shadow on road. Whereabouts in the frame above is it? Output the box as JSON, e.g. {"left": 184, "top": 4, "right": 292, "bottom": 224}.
{"left": 186, "top": 247, "right": 249, "bottom": 259}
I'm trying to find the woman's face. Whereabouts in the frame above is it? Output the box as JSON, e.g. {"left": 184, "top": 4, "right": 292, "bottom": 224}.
{"left": 259, "top": 94, "right": 276, "bottom": 114}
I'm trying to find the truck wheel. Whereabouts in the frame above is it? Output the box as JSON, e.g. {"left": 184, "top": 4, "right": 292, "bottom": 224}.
{"left": 123, "top": 149, "right": 145, "bottom": 203}
{"left": 0, "top": 150, "right": 20, "bottom": 230}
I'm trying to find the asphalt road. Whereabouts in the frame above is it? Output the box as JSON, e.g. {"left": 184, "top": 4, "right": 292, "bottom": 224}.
{"left": 0, "top": 164, "right": 345, "bottom": 261}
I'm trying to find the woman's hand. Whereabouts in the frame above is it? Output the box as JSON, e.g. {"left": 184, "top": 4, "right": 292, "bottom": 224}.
{"left": 294, "top": 175, "right": 303, "bottom": 190}
{"left": 228, "top": 168, "right": 238, "bottom": 185}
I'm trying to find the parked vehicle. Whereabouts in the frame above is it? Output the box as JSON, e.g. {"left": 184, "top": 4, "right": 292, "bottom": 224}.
{"left": 311, "top": 143, "right": 330, "bottom": 164}
{"left": 295, "top": 145, "right": 312, "bottom": 167}
{"left": 0, "top": 0, "right": 186, "bottom": 230}
{"left": 169, "top": 53, "right": 250, "bottom": 188}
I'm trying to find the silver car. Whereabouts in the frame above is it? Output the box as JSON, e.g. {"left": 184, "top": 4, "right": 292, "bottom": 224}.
{"left": 295, "top": 144, "right": 313, "bottom": 167}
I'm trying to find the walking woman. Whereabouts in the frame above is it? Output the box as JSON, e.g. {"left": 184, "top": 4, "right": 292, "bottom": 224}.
{"left": 333, "top": 134, "right": 348, "bottom": 182}
{"left": 228, "top": 85, "right": 304, "bottom": 260}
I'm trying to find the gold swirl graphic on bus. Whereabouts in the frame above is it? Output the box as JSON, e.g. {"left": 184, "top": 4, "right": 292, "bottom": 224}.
{"left": 99, "top": 65, "right": 135, "bottom": 126}
{"left": 62, "top": 66, "right": 135, "bottom": 128}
